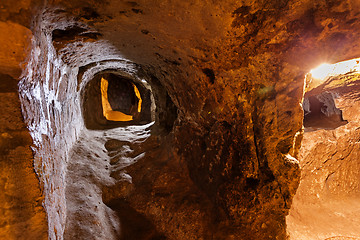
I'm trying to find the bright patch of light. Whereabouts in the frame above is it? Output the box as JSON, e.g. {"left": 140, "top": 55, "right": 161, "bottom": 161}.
{"left": 310, "top": 58, "right": 360, "bottom": 81}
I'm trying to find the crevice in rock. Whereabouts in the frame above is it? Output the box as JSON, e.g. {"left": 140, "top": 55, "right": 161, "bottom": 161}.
{"left": 202, "top": 68, "right": 215, "bottom": 84}
{"left": 52, "top": 26, "right": 88, "bottom": 42}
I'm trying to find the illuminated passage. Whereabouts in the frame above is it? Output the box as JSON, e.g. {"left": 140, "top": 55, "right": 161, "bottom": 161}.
{"left": 101, "top": 77, "right": 142, "bottom": 121}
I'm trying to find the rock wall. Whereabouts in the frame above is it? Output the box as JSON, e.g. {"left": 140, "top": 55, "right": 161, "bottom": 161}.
{"left": 287, "top": 73, "right": 360, "bottom": 239}
{"left": 0, "top": 1, "right": 48, "bottom": 239}
{"left": 0, "top": 76, "right": 48, "bottom": 240}
{"left": 18, "top": 8, "right": 156, "bottom": 239}
{"left": 17, "top": 3, "right": 303, "bottom": 239}
{"left": 4, "top": 0, "right": 360, "bottom": 239}
{"left": 19, "top": 11, "right": 82, "bottom": 239}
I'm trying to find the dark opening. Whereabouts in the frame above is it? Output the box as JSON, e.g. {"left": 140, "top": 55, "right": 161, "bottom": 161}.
{"left": 202, "top": 68, "right": 215, "bottom": 84}
{"left": 303, "top": 91, "right": 348, "bottom": 130}
{"left": 106, "top": 74, "right": 137, "bottom": 115}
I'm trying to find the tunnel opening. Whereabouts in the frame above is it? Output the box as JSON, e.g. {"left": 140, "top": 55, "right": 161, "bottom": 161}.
{"left": 302, "top": 91, "right": 347, "bottom": 131}
{"left": 301, "top": 59, "right": 358, "bottom": 131}
{"left": 287, "top": 58, "right": 360, "bottom": 239}
{"left": 82, "top": 71, "right": 154, "bottom": 130}
{"left": 101, "top": 76, "right": 141, "bottom": 121}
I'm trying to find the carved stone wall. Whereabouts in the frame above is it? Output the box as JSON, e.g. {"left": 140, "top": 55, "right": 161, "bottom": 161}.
{"left": 3, "top": 0, "right": 360, "bottom": 239}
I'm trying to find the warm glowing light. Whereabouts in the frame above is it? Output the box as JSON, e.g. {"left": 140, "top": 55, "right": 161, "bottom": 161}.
{"left": 310, "top": 63, "right": 332, "bottom": 80}
{"left": 310, "top": 58, "right": 360, "bottom": 81}
{"left": 132, "top": 83, "right": 142, "bottom": 113}
{"left": 101, "top": 77, "right": 133, "bottom": 121}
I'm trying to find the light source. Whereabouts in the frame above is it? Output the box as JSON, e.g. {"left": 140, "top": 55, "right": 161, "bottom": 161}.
{"left": 310, "top": 58, "right": 360, "bottom": 81}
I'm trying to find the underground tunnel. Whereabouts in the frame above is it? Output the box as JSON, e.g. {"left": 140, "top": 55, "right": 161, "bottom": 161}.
{"left": 287, "top": 59, "right": 360, "bottom": 240}
{"left": 2, "top": 0, "right": 360, "bottom": 240}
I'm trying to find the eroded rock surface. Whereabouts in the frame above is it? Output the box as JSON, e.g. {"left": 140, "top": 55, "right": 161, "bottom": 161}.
{"left": 0, "top": 2, "right": 48, "bottom": 239}
{"left": 287, "top": 73, "right": 360, "bottom": 239}
{"left": 303, "top": 91, "right": 348, "bottom": 130}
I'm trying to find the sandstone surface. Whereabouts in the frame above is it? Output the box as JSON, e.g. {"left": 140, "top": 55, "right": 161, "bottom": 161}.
{"left": 288, "top": 73, "right": 360, "bottom": 240}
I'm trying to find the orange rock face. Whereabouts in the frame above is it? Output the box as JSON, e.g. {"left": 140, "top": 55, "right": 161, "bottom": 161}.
{"left": 0, "top": 2, "right": 48, "bottom": 239}
{"left": 288, "top": 73, "right": 360, "bottom": 239}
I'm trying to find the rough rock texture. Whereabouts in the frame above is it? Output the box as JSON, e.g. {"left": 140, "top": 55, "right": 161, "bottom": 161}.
{"left": 287, "top": 73, "right": 360, "bottom": 239}
{"left": 0, "top": 1, "right": 48, "bottom": 239}
{"left": 18, "top": 3, "right": 303, "bottom": 239}
{"left": 0, "top": 90, "right": 48, "bottom": 240}
{"left": 3, "top": 0, "right": 360, "bottom": 239}
{"left": 302, "top": 91, "right": 348, "bottom": 130}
